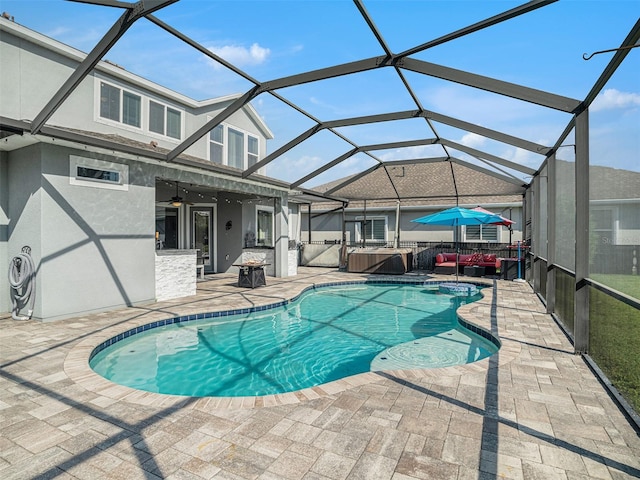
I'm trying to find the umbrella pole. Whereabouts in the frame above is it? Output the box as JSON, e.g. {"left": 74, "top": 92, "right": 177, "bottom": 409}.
{"left": 455, "top": 223, "right": 459, "bottom": 284}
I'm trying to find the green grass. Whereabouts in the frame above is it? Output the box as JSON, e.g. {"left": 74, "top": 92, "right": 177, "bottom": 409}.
{"left": 589, "top": 287, "right": 640, "bottom": 414}
{"left": 590, "top": 274, "right": 640, "bottom": 300}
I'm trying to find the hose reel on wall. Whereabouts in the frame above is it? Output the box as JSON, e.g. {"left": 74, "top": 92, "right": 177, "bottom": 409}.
{"left": 8, "top": 246, "right": 36, "bottom": 320}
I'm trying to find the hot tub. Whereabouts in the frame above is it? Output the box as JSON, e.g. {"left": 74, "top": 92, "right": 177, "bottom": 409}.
{"left": 347, "top": 248, "right": 413, "bottom": 274}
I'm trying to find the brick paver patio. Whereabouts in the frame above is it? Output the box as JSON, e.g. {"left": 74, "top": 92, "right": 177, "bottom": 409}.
{"left": 1, "top": 268, "right": 639, "bottom": 479}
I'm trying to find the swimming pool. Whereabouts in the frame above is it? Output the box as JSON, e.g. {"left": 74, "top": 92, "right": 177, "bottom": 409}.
{"left": 90, "top": 282, "right": 499, "bottom": 397}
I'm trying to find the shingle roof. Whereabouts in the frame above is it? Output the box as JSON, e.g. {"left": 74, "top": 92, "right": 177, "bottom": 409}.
{"left": 310, "top": 159, "right": 525, "bottom": 202}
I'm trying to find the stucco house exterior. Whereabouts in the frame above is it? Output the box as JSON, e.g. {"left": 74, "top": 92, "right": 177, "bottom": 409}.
{"left": 0, "top": 18, "right": 300, "bottom": 321}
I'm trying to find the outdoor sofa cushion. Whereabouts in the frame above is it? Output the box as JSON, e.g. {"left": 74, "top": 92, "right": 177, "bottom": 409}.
{"left": 435, "top": 252, "right": 499, "bottom": 268}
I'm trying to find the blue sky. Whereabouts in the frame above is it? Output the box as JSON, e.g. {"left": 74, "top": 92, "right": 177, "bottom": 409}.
{"left": 2, "top": 0, "right": 639, "bottom": 186}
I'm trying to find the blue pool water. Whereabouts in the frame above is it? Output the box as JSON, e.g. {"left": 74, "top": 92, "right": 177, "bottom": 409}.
{"left": 90, "top": 283, "right": 499, "bottom": 397}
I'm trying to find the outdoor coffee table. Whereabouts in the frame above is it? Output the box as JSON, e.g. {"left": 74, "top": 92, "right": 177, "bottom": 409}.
{"left": 463, "top": 265, "right": 486, "bottom": 277}
{"left": 233, "top": 263, "right": 269, "bottom": 288}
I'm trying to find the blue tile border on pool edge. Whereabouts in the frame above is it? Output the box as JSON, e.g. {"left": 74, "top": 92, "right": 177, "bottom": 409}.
{"left": 89, "top": 279, "right": 498, "bottom": 361}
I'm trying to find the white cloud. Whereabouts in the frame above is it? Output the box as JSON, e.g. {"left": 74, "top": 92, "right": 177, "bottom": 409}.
{"left": 460, "top": 132, "right": 486, "bottom": 149}
{"left": 46, "top": 25, "right": 109, "bottom": 53}
{"left": 207, "top": 43, "right": 271, "bottom": 67}
{"left": 591, "top": 88, "right": 640, "bottom": 112}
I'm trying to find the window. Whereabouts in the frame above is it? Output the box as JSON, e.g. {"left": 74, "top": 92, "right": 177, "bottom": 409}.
{"left": 77, "top": 166, "right": 120, "bottom": 184}
{"left": 69, "top": 155, "right": 129, "bottom": 191}
{"left": 149, "top": 100, "right": 181, "bottom": 139}
{"left": 155, "top": 207, "right": 179, "bottom": 250}
{"left": 248, "top": 135, "right": 259, "bottom": 167}
{"left": 166, "top": 108, "right": 181, "bottom": 139}
{"left": 228, "top": 128, "right": 244, "bottom": 169}
{"left": 256, "top": 207, "right": 274, "bottom": 247}
{"left": 356, "top": 216, "right": 387, "bottom": 242}
{"left": 591, "top": 208, "right": 615, "bottom": 245}
{"left": 465, "top": 225, "right": 499, "bottom": 242}
{"left": 99, "top": 82, "right": 141, "bottom": 127}
{"left": 122, "top": 91, "right": 141, "bottom": 127}
{"left": 206, "top": 122, "right": 260, "bottom": 169}
{"left": 100, "top": 83, "right": 119, "bottom": 121}
{"left": 209, "top": 125, "right": 223, "bottom": 164}
{"left": 149, "top": 101, "right": 164, "bottom": 134}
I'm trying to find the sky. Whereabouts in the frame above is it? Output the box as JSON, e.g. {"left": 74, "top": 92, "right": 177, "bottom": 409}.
{"left": 2, "top": 0, "right": 639, "bottom": 186}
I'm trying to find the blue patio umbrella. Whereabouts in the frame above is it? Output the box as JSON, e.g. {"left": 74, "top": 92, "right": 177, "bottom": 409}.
{"left": 411, "top": 206, "right": 505, "bottom": 282}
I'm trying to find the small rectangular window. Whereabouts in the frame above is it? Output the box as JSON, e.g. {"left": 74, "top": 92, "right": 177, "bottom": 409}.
{"left": 357, "top": 216, "right": 387, "bottom": 242}
{"left": 149, "top": 100, "right": 165, "bottom": 134}
{"left": 100, "top": 82, "right": 120, "bottom": 121}
{"left": 209, "top": 125, "right": 224, "bottom": 164}
{"left": 466, "top": 225, "right": 498, "bottom": 242}
{"left": 122, "top": 91, "right": 141, "bottom": 127}
{"left": 228, "top": 128, "right": 244, "bottom": 169}
{"left": 248, "top": 136, "right": 258, "bottom": 167}
{"left": 166, "top": 108, "right": 181, "bottom": 139}
{"left": 77, "top": 166, "right": 120, "bottom": 184}
{"left": 70, "top": 155, "right": 128, "bottom": 191}
{"left": 466, "top": 225, "right": 481, "bottom": 241}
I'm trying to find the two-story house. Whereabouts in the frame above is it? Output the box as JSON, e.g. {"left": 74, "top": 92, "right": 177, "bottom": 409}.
{"left": 1, "top": 18, "right": 299, "bottom": 321}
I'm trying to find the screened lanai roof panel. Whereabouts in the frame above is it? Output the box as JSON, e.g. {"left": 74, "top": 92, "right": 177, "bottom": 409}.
{"left": 313, "top": 158, "right": 525, "bottom": 201}
{"left": 2, "top": 0, "right": 638, "bottom": 208}
{"left": 405, "top": 2, "right": 640, "bottom": 100}
{"left": 401, "top": 71, "right": 573, "bottom": 143}
{"left": 332, "top": 117, "right": 433, "bottom": 147}
{"left": 323, "top": 166, "right": 398, "bottom": 200}
{"left": 451, "top": 162, "right": 525, "bottom": 197}
{"left": 274, "top": 68, "right": 418, "bottom": 121}
{"left": 387, "top": 161, "right": 457, "bottom": 199}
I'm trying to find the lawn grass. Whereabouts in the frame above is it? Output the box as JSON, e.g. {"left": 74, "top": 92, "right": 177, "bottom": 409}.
{"left": 590, "top": 273, "right": 640, "bottom": 301}
{"left": 589, "top": 287, "right": 640, "bottom": 414}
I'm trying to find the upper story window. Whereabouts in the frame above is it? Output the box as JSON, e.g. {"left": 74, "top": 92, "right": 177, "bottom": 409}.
{"left": 149, "top": 100, "right": 181, "bottom": 139}
{"left": 248, "top": 136, "right": 259, "bottom": 167}
{"left": 100, "top": 82, "right": 141, "bottom": 128}
{"left": 228, "top": 127, "right": 244, "bottom": 169}
{"left": 97, "top": 79, "right": 182, "bottom": 140}
{"left": 209, "top": 125, "right": 224, "bottom": 164}
{"left": 208, "top": 122, "right": 260, "bottom": 170}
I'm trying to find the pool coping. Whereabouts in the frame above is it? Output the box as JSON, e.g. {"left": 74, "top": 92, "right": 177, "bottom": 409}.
{"left": 64, "top": 278, "right": 521, "bottom": 411}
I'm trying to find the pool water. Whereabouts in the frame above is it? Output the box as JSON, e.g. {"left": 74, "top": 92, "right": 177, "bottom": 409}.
{"left": 90, "top": 283, "right": 499, "bottom": 397}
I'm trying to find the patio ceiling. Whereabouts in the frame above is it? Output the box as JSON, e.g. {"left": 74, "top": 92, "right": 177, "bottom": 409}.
{"left": 2, "top": 0, "right": 639, "bottom": 204}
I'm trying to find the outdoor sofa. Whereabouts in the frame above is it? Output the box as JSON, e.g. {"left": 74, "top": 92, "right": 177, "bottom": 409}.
{"left": 434, "top": 252, "right": 500, "bottom": 275}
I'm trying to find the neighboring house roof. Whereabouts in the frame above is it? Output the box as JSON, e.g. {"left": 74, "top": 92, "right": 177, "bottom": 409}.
{"left": 304, "top": 158, "right": 525, "bottom": 208}
{"left": 555, "top": 160, "right": 640, "bottom": 202}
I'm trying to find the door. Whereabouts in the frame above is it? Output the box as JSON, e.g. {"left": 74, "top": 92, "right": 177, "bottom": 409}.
{"left": 191, "top": 207, "right": 215, "bottom": 272}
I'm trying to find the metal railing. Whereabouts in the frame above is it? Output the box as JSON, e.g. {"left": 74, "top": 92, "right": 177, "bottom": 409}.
{"left": 299, "top": 240, "right": 516, "bottom": 271}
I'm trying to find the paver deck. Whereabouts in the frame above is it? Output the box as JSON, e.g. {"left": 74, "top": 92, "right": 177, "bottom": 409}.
{"left": 1, "top": 267, "right": 639, "bottom": 479}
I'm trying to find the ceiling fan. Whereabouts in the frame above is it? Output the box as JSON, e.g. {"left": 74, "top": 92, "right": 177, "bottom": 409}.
{"left": 163, "top": 182, "right": 193, "bottom": 207}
